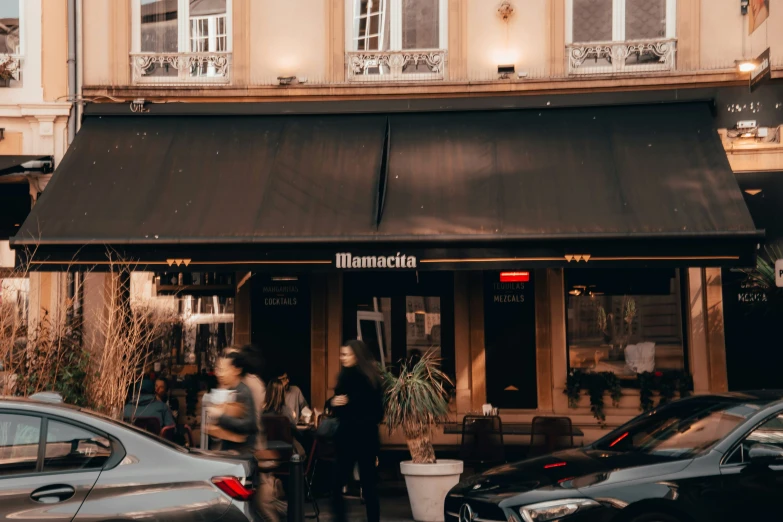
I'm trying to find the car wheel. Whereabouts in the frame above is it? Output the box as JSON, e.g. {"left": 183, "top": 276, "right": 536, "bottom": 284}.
{"left": 628, "top": 513, "right": 682, "bottom": 522}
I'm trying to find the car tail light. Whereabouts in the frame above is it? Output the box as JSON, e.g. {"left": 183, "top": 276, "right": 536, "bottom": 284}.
{"left": 212, "top": 476, "right": 253, "bottom": 501}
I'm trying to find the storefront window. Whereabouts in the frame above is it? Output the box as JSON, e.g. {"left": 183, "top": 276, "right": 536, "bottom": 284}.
{"left": 131, "top": 271, "right": 235, "bottom": 373}
{"left": 565, "top": 268, "right": 686, "bottom": 383}
{"left": 343, "top": 272, "right": 454, "bottom": 379}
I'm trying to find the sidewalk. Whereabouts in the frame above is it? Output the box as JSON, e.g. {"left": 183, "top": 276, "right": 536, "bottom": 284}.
{"left": 305, "top": 483, "right": 414, "bottom": 522}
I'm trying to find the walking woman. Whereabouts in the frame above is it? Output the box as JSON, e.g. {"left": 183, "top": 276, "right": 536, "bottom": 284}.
{"left": 207, "top": 350, "right": 258, "bottom": 455}
{"left": 331, "top": 340, "right": 384, "bottom": 522}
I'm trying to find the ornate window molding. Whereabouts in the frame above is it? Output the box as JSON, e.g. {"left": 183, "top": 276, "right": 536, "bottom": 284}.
{"left": 130, "top": 0, "right": 233, "bottom": 85}
{"left": 345, "top": 0, "right": 449, "bottom": 82}
{"left": 565, "top": 0, "right": 676, "bottom": 75}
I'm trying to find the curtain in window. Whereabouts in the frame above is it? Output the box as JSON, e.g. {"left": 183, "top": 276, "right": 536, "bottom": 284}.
{"left": 0, "top": 0, "right": 20, "bottom": 54}
{"left": 402, "top": 0, "right": 439, "bottom": 50}
{"left": 140, "top": 0, "right": 178, "bottom": 53}
{"left": 572, "top": 0, "right": 612, "bottom": 43}
{"left": 625, "top": 0, "right": 666, "bottom": 40}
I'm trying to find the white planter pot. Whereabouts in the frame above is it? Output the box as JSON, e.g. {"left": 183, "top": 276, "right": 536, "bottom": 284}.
{"left": 400, "top": 460, "right": 464, "bottom": 522}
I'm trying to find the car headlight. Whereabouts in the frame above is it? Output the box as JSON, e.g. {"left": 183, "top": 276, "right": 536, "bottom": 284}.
{"left": 519, "top": 498, "right": 600, "bottom": 522}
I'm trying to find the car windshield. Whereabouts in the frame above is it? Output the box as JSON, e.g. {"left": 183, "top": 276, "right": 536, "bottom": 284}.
{"left": 593, "top": 397, "right": 762, "bottom": 458}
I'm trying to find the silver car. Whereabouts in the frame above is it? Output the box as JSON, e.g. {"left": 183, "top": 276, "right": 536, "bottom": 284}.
{"left": 0, "top": 395, "right": 260, "bottom": 521}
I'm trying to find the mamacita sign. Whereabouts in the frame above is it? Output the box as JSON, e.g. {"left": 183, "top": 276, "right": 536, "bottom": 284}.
{"left": 335, "top": 252, "right": 417, "bottom": 269}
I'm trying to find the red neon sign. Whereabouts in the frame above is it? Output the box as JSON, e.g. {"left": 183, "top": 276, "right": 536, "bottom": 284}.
{"left": 500, "top": 271, "right": 530, "bottom": 283}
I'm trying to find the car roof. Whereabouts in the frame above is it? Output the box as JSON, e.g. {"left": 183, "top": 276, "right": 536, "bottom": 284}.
{"left": 0, "top": 396, "right": 89, "bottom": 415}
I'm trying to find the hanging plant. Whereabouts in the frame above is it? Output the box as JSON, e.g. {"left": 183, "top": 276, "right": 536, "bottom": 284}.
{"left": 564, "top": 369, "right": 622, "bottom": 425}
{"left": 638, "top": 372, "right": 656, "bottom": 412}
{"left": 565, "top": 369, "right": 583, "bottom": 408}
{"left": 638, "top": 370, "right": 694, "bottom": 411}
{"left": 567, "top": 368, "right": 693, "bottom": 422}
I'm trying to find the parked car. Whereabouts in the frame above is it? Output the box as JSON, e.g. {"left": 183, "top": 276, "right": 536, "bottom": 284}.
{"left": 446, "top": 391, "right": 783, "bottom": 522}
{"left": 0, "top": 395, "right": 260, "bottom": 521}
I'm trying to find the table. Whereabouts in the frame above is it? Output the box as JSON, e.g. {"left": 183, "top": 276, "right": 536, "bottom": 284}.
{"left": 442, "top": 422, "right": 584, "bottom": 437}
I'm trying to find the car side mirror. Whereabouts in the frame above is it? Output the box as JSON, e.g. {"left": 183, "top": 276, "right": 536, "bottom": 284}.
{"left": 748, "top": 443, "right": 783, "bottom": 462}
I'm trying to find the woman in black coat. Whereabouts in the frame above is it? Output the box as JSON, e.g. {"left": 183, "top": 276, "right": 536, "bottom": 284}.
{"left": 330, "top": 339, "right": 384, "bottom": 522}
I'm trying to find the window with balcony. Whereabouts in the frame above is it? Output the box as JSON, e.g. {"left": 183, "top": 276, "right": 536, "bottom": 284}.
{"left": 0, "top": 0, "right": 22, "bottom": 86}
{"left": 131, "top": 0, "right": 232, "bottom": 84}
{"left": 346, "top": 0, "right": 448, "bottom": 82}
{"left": 566, "top": 0, "right": 676, "bottom": 75}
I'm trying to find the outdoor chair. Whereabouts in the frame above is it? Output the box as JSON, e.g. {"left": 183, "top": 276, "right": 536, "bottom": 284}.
{"left": 528, "top": 416, "right": 575, "bottom": 458}
{"left": 459, "top": 415, "right": 505, "bottom": 472}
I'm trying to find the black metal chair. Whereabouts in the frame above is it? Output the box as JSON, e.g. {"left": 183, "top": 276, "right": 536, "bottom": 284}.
{"left": 459, "top": 415, "right": 505, "bottom": 473}
{"left": 528, "top": 416, "right": 575, "bottom": 458}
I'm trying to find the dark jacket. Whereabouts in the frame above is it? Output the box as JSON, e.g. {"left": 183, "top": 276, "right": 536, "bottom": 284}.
{"left": 333, "top": 366, "right": 384, "bottom": 430}
{"left": 124, "top": 379, "right": 175, "bottom": 429}
{"left": 216, "top": 381, "right": 258, "bottom": 454}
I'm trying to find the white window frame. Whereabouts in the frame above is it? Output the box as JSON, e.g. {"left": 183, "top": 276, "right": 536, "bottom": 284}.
{"left": 131, "top": 0, "right": 233, "bottom": 54}
{"left": 345, "top": 0, "right": 448, "bottom": 52}
{"left": 565, "top": 0, "right": 676, "bottom": 44}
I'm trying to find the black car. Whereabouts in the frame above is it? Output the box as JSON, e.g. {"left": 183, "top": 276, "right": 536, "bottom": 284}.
{"left": 0, "top": 395, "right": 261, "bottom": 521}
{"left": 446, "top": 391, "right": 783, "bottom": 522}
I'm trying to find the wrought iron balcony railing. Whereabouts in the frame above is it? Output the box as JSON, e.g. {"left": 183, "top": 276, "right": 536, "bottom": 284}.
{"left": 131, "top": 52, "right": 231, "bottom": 85}
{"left": 567, "top": 38, "right": 676, "bottom": 75}
{"left": 346, "top": 49, "right": 447, "bottom": 82}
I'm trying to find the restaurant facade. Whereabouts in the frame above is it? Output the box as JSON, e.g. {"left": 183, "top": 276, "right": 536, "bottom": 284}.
{"left": 7, "top": 0, "right": 783, "bottom": 446}
{"left": 12, "top": 93, "right": 765, "bottom": 445}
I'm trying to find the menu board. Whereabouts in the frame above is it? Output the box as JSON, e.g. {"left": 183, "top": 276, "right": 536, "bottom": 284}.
{"left": 251, "top": 275, "right": 311, "bottom": 401}
{"left": 483, "top": 271, "right": 537, "bottom": 409}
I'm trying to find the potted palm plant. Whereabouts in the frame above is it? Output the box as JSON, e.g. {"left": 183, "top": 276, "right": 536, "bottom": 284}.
{"left": 383, "top": 352, "right": 463, "bottom": 522}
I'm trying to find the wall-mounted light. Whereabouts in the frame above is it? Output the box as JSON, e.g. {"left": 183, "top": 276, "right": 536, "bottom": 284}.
{"left": 740, "top": 0, "right": 749, "bottom": 15}
{"left": 277, "top": 76, "right": 296, "bottom": 86}
{"left": 498, "top": 64, "right": 515, "bottom": 79}
{"left": 0, "top": 128, "right": 5, "bottom": 141}
{"left": 736, "top": 58, "right": 757, "bottom": 73}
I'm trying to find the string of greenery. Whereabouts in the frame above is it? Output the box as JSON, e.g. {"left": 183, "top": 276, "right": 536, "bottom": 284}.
{"left": 565, "top": 368, "right": 693, "bottom": 424}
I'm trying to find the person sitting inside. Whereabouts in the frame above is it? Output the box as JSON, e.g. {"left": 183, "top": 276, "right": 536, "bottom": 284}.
{"left": 278, "top": 372, "right": 309, "bottom": 424}
{"left": 155, "top": 378, "right": 180, "bottom": 421}
{"left": 264, "top": 378, "right": 305, "bottom": 456}
{"left": 124, "top": 378, "right": 175, "bottom": 432}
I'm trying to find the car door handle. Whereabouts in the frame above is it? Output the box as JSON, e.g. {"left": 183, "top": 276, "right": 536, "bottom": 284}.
{"left": 30, "top": 485, "right": 76, "bottom": 503}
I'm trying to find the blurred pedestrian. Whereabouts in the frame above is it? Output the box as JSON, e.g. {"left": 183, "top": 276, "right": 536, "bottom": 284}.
{"left": 207, "top": 350, "right": 257, "bottom": 455}
{"left": 330, "top": 340, "right": 384, "bottom": 522}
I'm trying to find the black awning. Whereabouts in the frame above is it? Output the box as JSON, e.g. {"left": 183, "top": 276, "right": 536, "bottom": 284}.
{"left": 15, "top": 114, "right": 387, "bottom": 245}
{"left": 13, "top": 103, "right": 760, "bottom": 271}
{"left": 379, "top": 103, "right": 756, "bottom": 241}
{"left": 0, "top": 155, "right": 51, "bottom": 176}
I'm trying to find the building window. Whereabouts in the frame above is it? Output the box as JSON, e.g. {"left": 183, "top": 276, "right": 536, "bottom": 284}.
{"left": 131, "top": 0, "right": 232, "bottom": 84}
{"left": 346, "top": 0, "right": 448, "bottom": 82}
{"left": 565, "top": 269, "right": 686, "bottom": 384}
{"left": 566, "top": 0, "right": 676, "bottom": 75}
{"left": 0, "top": 0, "right": 22, "bottom": 84}
{"left": 342, "top": 272, "right": 456, "bottom": 382}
